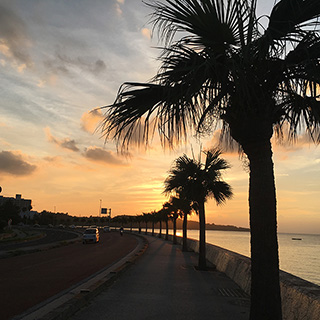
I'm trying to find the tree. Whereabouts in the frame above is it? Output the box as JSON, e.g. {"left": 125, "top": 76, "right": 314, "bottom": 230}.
{"left": 155, "top": 209, "right": 165, "bottom": 238}
{"left": 150, "top": 210, "right": 157, "bottom": 236}
{"left": 99, "top": 1, "right": 320, "bottom": 318}
{"left": 142, "top": 212, "right": 151, "bottom": 234}
{"left": 160, "top": 202, "right": 171, "bottom": 240}
{"left": 167, "top": 197, "right": 180, "bottom": 244}
{"left": 136, "top": 214, "right": 143, "bottom": 233}
{"left": 0, "top": 200, "right": 20, "bottom": 230}
{"left": 164, "top": 149, "right": 232, "bottom": 268}
{"left": 167, "top": 193, "right": 193, "bottom": 251}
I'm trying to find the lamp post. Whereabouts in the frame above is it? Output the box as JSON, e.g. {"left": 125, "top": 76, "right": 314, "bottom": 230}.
{"left": 99, "top": 199, "right": 102, "bottom": 217}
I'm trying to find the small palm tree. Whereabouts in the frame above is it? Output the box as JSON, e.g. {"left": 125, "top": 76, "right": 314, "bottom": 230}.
{"left": 142, "top": 212, "right": 150, "bottom": 234}
{"left": 150, "top": 210, "right": 157, "bottom": 236}
{"left": 136, "top": 214, "right": 143, "bottom": 234}
{"left": 161, "top": 202, "right": 171, "bottom": 240}
{"left": 164, "top": 148, "right": 233, "bottom": 269}
{"left": 178, "top": 197, "right": 193, "bottom": 252}
{"left": 168, "top": 196, "right": 182, "bottom": 245}
{"left": 169, "top": 193, "right": 193, "bottom": 251}
{"left": 155, "top": 208, "right": 167, "bottom": 238}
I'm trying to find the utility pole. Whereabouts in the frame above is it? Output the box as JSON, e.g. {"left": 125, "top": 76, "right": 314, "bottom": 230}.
{"left": 99, "top": 199, "right": 102, "bottom": 217}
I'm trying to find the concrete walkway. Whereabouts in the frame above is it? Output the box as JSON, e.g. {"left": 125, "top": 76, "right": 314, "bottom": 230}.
{"left": 70, "top": 235, "right": 250, "bottom": 320}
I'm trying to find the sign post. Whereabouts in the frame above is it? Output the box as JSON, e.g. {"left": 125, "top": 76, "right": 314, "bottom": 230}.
{"left": 101, "top": 208, "right": 108, "bottom": 215}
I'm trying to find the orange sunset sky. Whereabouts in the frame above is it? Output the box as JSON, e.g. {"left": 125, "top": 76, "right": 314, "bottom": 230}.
{"left": 0, "top": 0, "right": 319, "bottom": 234}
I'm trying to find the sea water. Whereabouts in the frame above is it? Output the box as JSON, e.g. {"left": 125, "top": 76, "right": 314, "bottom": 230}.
{"left": 184, "top": 230, "right": 320, "bottom": 286}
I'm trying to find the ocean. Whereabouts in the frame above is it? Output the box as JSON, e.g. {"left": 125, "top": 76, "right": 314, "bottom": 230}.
{"left": 182, "top": 230, "right": 320, "bottom": 286}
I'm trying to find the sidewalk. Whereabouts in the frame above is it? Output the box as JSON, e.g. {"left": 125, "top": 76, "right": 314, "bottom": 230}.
{"left": 70, "top": 235, "right": 250, "bottom": 320}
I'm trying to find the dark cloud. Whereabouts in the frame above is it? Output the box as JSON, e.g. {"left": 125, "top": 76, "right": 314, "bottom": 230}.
{"left": 43, "top": 49, "right": 107, "bottom": 76}
{"left": 43, "top": 156, "right": 60, "bottom": 162}
{"left": 0, "top": 151, "right": 36, "bottom": 176}
{"left": 0, "top": 4, "right": 33, "bottom": 67}
{"left": 46, "top": 128, "right": 80, "bottom": 152}
{"left": 83, "top": 147, "right": 127, "bottom": 166}
{"left": 59, "top": 139, "right": 80, "bottom": 152}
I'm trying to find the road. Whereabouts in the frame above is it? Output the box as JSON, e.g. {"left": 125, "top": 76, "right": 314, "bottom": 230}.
{"left": 0, "top": 231, "right": 138, "bottom": 320}
{"left": 0, "top": 227, "right": 79, "bottom": 252}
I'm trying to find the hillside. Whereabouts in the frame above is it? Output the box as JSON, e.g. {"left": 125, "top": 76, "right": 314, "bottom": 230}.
{"left": 175, "top": 219, "right": 249, "bottom": 232}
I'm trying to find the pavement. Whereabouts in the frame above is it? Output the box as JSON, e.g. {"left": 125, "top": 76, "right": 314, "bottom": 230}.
{"left": 68, "top": 234, "right": 250, "bottom": 320}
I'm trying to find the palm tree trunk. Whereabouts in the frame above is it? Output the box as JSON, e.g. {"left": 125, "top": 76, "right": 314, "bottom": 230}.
{"left": 165, "top": 219, "right": 169, "bottom": 240}
{"left": 182, "top": 212, "right": 188, "bottom": 251}
{"left": 198, "top": 202, "right": 206, "bottom": 270}
{"left": 173, "top": 216, "right": 177, "bottom": 244}
{"left": 243, "top": 139, "right": 282, "bottom": 320}
{"left": 158, "top": 220, "right": 162, "bottom": 238}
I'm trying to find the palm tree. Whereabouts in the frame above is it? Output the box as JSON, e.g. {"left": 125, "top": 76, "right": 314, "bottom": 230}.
{"left": 161, "top": 202, "right": 171, "bottom": 240}
{"left": 155, "top": 209, "right": 166, "bottom": 238}
{"left": 179, "top": 198, "right": 193, "bottom": 252}
{"left": 142, "top": 212, "right": 150, "bottom": 235}
{"left": 168, "top": 196, "right": 181, "bottom": 244}
{"left": 151, "top": 210, "right": 157, "bottom": 236}
{"left": 168, "top": 193, "right": 193, "bottom": 251}
{"left": 136, "top": 214, "right": 143, "bottom": 233}
{"left": 99, "top": 1, "right": 320, "bottom": 318}
{"left": 165, "top": 148, "right": 233, "bottom": 269}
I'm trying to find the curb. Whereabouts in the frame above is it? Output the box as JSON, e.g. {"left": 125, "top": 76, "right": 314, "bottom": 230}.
{"left": 16, "top": 233, "right": 148, "bottom": 320}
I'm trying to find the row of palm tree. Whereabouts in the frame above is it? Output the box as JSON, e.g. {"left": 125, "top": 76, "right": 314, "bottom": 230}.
{"left": 164, "top": 148, "right": 233, "bottom": 269}
{"left": 115, "top": 148, "right": 233, "bottom": 271}
{"left": 98, "top": 1, "right": 320, "bottom": 318}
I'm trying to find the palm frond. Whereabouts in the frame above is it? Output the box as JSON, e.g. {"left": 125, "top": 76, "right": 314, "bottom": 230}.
{"left": 146, "top": 0, "right": 255, "bottom": 49}
{"left": 267, "top": 0, "right": 320, "bottom": 41}
{"left": 100, "top": 80, "right": 204, "bottom": 149}
{"left": 164, "top": 148, "right": 233, "bottom": 204}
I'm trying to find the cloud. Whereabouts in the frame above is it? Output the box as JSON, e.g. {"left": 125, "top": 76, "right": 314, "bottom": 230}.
{"left": 115, "top": 3, "right": 123, "bottom": 16}
{"left": 43, "top": 50, "right": 107, "bottom": 77}
{"left": 141, "top": 28, "right": 151, "bottom": 40}
{"left": 45, "top": 127, "right": 80, "bottom": 152}
{"left": 43, "top": 156, "right": 61, "bottom": 162}
{"left": 81, "top": 109, "right": 104, "bottom": 134}
{"left": 0, "top": 4, "right": 33, "bottom": 69}
{"left": 0, "top": 150, "right": 36, "bottom": 176}
{"left": 83, "top": 146, "right": 127, "bottom": 166}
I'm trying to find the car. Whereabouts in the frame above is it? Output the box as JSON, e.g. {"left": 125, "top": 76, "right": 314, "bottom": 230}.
{"left": 82, "top": 228, "right": 100, "bottom": 244}
{"left": 103, "top": 226, "right": 110, "bottom": 233}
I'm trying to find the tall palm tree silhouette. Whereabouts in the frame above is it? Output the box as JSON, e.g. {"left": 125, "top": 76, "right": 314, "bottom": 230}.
{"left": 99, "top": 1, "right": 320, "bottom": 318}
{"left": 164, "top": 148, "right": 232, "bottom": 269}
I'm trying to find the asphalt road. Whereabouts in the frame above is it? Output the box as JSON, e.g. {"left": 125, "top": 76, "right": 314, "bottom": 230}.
{"left": 0, "top": 227, "right": 79, "bottom": 252}
{"left": 0, "top": 231, "right": 138, "bottom": 320}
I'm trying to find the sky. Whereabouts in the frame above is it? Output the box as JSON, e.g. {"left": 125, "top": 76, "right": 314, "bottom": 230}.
{"left": 0, "top": 0, "right": 319, "bottom": 234}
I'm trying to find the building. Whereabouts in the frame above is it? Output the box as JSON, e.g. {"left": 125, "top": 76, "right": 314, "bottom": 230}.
{"left": 0, "top": 194, "right": 32, "bottom": 211}
{"left": 0, "top": 194, "right": 37, "bottom": 220}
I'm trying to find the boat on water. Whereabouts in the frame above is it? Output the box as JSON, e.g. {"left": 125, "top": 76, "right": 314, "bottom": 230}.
{"left": 292, "top": 238, "right": 302, "bottom": 240}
